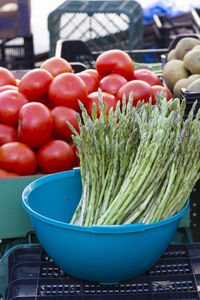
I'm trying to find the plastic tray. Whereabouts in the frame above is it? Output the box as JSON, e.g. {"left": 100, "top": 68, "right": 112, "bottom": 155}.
{"left": 6, "top": 243, "right": 200, "bottom": 299}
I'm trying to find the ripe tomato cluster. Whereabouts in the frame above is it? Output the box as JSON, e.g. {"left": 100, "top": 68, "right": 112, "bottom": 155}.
{"left": 0, "top": 50, "right": 172, "bottom": 178}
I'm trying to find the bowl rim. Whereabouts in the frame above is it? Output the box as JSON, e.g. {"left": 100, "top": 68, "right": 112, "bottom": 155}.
{"left": 22, "top": 168, "right": 189, "bottom": 234}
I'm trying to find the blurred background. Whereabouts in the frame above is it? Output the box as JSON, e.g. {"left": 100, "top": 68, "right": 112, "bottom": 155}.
{"left": 30, "top": 0, "right": 200, "bottom": 55}
{"left": 1, "top": 0, "right": 200, "bottom": 70}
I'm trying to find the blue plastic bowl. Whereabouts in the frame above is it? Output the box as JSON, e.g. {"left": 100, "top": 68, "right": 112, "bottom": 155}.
{"left": 22, "top": 168, "right": 189, "bottom": 284}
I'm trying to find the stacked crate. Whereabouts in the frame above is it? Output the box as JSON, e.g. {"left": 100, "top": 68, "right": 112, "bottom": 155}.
{"left": 0, "top": 0, "right": 34, "bottom": 69}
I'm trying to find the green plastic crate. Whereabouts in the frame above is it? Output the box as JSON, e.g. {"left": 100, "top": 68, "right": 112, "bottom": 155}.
{"left": 48, "top": 0, "right": 144, "bottom": 57}
{"left": 0, "top": 175, "right": 43, "bottom": 240}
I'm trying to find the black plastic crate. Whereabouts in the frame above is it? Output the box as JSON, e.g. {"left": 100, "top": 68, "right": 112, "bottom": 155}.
{"left": 0, "top": 35, "right": 35, "bottom": 70}
{"left": 6, "top": 243, "right": 200, "bottom": 299}
{"left": 177, "top": 88, "right": 200, "bottom": 243}
{"left": 153, "top": 11, "right": 199, "bottom": 49}
{"left": 190, "top": 179, "right": 200, "bottom": 243}
{"left": 181, "top": 88, "right": 200, "bottom": 117}
{"left": 55, "top": 39, "right": 168, "bottom": 70}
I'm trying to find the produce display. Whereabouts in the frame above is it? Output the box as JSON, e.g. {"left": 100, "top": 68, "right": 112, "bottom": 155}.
{"left": 0, "top": 50, "right": 172, "bottom": 178}
{"left": 70, "top": 91, "right": 200, "bottom": 226}
{"left": 164, "top": 37, "right": 200, "bottom": 97}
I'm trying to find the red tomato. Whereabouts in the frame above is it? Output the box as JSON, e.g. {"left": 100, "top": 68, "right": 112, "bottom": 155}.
{"left": 85, "top": 91, "right": 118, "bottom": 119}
{"left": 40, "top": 56, "right": 72, "bottom": 77}
{"left": 96, "top": 49, "right": 134, "bottom": 81}
{"left": 0, "top": 85, "right": 18, "bottom": 93}
{"left": 18, "top": 68, "right": 53, "bottom": 101}
{"left": 0, "top": 168, "right": 20, "bottom": 178}
{"left": 0, "top": 142, "right": 37, "bottom": 175}
{"left": 51, "top": 106, "right": 79, "bottom": 141}
{"left": 0, "top": 67, "right": 16, "bottom": 87}
{"left": 37, "top": 140, "right": 74, "bottom": 174}
{"left": 152, "top": 85, "right": 173, "bottom": 103}
{"left": 116, "top": 80, "right": 154, "bottom": 106}
{"left": 18, "top": 102, "right": 53, "bottom": 149}
{"left": 0, "top": 124, "right": 18, "bottom": 146}
{"left": 48, "top": 73, "right": 88, "bottom": 111}
{"left": 0, "top": 90, "right": 28, "bottom": 127}
{"left": 0, "top": 124, "right": 17, "bottom": 146}
{"left": 76, "top": 72, "right": 99, "bottom": 94}
{"left": 82, "top": 69, "right": 100, "bottom": 83}
{"left": 99, "top": 73, "right": 127, "bottom": 96}
{"left": 133, "top": 68, "right": 162, "bottom": 86}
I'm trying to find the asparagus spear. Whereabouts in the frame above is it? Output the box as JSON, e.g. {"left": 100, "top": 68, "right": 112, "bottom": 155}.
{"left": 69, "top": 89, "right": 200, "bottom": 226}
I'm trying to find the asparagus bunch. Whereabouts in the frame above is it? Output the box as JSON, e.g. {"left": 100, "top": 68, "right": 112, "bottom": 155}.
{"left": 69, "top": 89, "right": 200, "bottom": 226}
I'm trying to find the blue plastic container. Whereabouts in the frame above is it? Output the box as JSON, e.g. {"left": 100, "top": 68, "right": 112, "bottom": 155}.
{"left": 22, "top": 168, "right": 189, "bottom": 284}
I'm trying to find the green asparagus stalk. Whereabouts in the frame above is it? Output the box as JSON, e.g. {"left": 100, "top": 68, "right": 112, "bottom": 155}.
{"left": 68, "top": 88, "right": 200, "bottom": 226}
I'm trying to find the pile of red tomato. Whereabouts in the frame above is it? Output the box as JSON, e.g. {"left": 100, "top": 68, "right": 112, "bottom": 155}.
{"left": 0, "top": 49, "right": 172, "bottom": 178}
